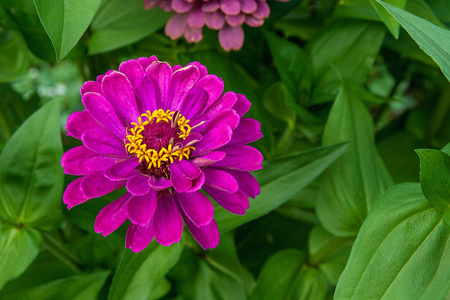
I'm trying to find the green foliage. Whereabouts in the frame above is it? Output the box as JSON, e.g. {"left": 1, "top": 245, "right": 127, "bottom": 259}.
{"left": 0, "top": 0, "right": 449, "bottom": 298}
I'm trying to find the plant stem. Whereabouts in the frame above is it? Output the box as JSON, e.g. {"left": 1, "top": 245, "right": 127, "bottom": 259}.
{"left": 42, "top": 232, "right": 83, "bottom": 274}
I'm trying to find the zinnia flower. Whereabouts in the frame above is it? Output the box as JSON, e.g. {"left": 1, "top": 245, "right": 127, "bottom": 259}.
{"left": 144, "top": 0, "right": 288, "bottom": 51}
{"left": 62, "top": 56, "right": 263, "bottom": 251}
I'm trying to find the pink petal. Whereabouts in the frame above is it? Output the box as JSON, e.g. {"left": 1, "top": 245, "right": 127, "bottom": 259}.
{"left": 211, "top": 145, "right": 263, "bottom": 171}
{"left": 204, "top": 186, "right": 249, "bottom": 215}
{"left": 95, "top": 193, "right": 132, "bottom": 236}
{"left": 232, "top": 93, "right": 251, "bottom": 116}
{"left": 148, "top": 176, "right": 173, "bottom": 191}
{"left": 172, "top": 0, "right": 195, "bottom": 13}
{"left": 118, "top": 59, "right": 144, "bottom": 87}
{"left": 245, "top": 15, "right": 264, "bottom": 27}
{"left": 193, "top": 75, "right": 224, "bottom": 110}
{"left": 177, "top": 160, "right": 202, "bottom": 179}
{"left": 175, "top": 191, "right": 214, "bottom": 227}
{"left": 80, "top": 81, "right": 102, "bottom": 95}
{"left": 126, "top": 222, "right": 154, "bottom": 252}
{"left": 184, "top": 26, "right": 203, "bottom": 43}
{"left": 190, "top": 151, "right": 226, "bottom": 166}
{"left": 127, "top": 189, "right": 157, "bottom": 225}
{"left": 203, "top": 168, "right": 239, "bottom": 193}
{"left": 202, "top": 0, "right": 220, "bottom": 12}
{"left": 168, "top": 163, "right": 192, "bottom": 192}
{"left": 80, "top": 171, "right": 126, "bottom": 199}
{"left": 226, "top": 14, "right": 245, "bottom": 26}
{"left": 225, "top": 169, "right": 260, "bottom": 198}
{"left": 81, "top": 128, "right": 127, "bottom": 156}
{"left": 126, "top": 175, "right": 151, "bottom": 196}
{"left": 205, "top": 91, "right": 237, "bottom": 118}
{"left": 192, "top": 125, "right": 232, "bottom": 156}
{"left": 228, "top": 117, "right": 262, "bottom": 145}
{"left": 220, "top": 0, "right": 241, "bottom": 15}
{"left": 62, "top": 145, "right": 117, "bottom": 176}
{"left": 206, "top": 10, "right": 225, "bottom": 30}
{"left": 168, "top": 65, "right": 200, "bottom": 111}
{"left": 180, "top": 88, "right": 209, "bottom": 120}
{"left": 253, "top": 0, "right": 270, "bottom": 19}
{"left": 153, "top": 194, "right": 184, "bottom": 246}
{"left": 104, "top": 158, "right": 140, "bottom": 181}
{"left": 187, "top": 8, "right": 206, "bottom": 28}
{"left": 63, "top": 177, "right": 89, "bottom": 209}
{"left": 134, "top": 75, "right": 158, "bottom": 113}
{"left": 66, "top": 110, "right": 101, "bottom": 140}
{"left": 82, "top": 92, "right": 127, "bottom": 139}
{"left": 181, "top": 209, "right": 219, "bottom": 249}
{"left": 218, "top": 26, "right": 244, "bottom": 51}
{"left": 138, "top": 56, "right": 159, "bottom": 71}
{"left": 240, "top": 0, "right": 257, "bottom": 14}
{"left": 145, "top": 61, "right": 172, "bottom": 109}
{"left": 165, "top": 13, "right": 189, "bottom": 40}
{"left": 102, "top": 71, "right": 140, "bottom": 123}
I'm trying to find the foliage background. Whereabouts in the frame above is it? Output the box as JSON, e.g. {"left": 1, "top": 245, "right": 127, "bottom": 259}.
{"left": 0, "top": 0, "right": 449, "bottom": 299}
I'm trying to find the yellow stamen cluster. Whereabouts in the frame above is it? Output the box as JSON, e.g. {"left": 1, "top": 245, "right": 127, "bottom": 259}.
{"left": 124, "top": 109, "right": 195, "bottom": 169}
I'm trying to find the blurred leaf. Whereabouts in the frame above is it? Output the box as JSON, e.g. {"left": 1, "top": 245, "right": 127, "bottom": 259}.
{"left": 308, "top": 226, "right": 353, "bottom": 286}
{"left": 0, "top": 9, "right": 29, "bottom": 82}
{"left": 427, "top": 0, "right": 450, "bottom": 22}
{"left": 33, "top": 0, "right": 101, "bottom": 61}
{"left": 369, "top": 0, "right": 406, "bottom": 38}
{"left": 264, "top": 31, "right": 318, "bottom": 123}
{"left": 0, "top": 225, "right": 42, "bottom": 290}
{"left": 88, "top": 0, "right": 169, "bottom": 55}
{"left": 109, "top": 237, "right": 184, "bottom": 300}
{"left": 376, "top": 0, "right": 450, "bottom": 81}
{"left": 405, "top": 0, "right": 448, "bottom": 28}
{"left": 0, "top": 100, "right": 63, "bottom": 231}
{"left": 0, "top": 250, "right": 76, "bottom": 297}
{"left": 0, "top": 84, "right": 38, "bottom": 150}
{"left": 335, "top": 183, "right": 450, "bottom": 300}
{"left": 262, "top": 82, "right": 296, "bottom": 126}
{"left": 316, "top": 83, "right": 393, "bottom": 237}
{"left": 215, "top": 143, "right": 348, "bottom": 233}
{"left": 416, "top": 149, "right": 450, "bottom": 213}
{"left": 1, "top": 271, "right": 109, "bottom": 300}
{"left": 250, "top": 249, "right": 328, "bottom": 300}
{"left": 307, "top": 20, "right": 385, "bottom": 104}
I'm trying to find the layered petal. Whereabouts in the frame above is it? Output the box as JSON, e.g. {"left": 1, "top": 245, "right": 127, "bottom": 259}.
{"left": 63, "top": 178, "right": 89, "bottom": 209}
{"left": 175, "top": 190, "right": 214, "bottom": 227}
{"left": 80, "top": 171, "right": 126, "bottom": 199}
{"left": 192, "top": 125, "right": 232, "bottom": 156}
{"left": 126, "top": 222, "right": 154, "bottom": 252}
{"left": 153, "top": 194, "right": 184, "bottom": 246}
{"left": 218, "top": 25, "right": 245, "bottom": 51}
{"left": 82, "top": 128, "right": 127, "bottom": 156}
{"left": 95, "top": 193, "right": 132, "bottom": 236}
{"left": 228, "top": 117, "right": 262, "bottom": 145}
{"left": 168, "top": 65, "right": 200, "bottom": 111}
{"left": 211, "top": 145, "right": 263, "bottom": 171}
{"left": 148, "top": 176, "right": 173, "bottom": 190}
{"left": 204, "top": 186, "right": 249, "bottom": 215}
{"left": 127, "top": 175, "right": 151, "bottom": 196}
{"left": 165, "top": 13, "right": 188, "bottom": 39}
{"left": 62, "top": 146, "right": 117, "bottom": 175}
{"left": 224, "top": 169, "right": 260, "bottom": 198}
{"left": 104, "top": 158, "right": 140, "bottom": 181}
{"left": 127, "top": 189, "right": 157, "bottom": 225}
{"left": 145, "top": 61, "right": 172, "bottom": 108}
{"left": 180, "top": 209, "right": 219, "bottom": 250}
{"left": 118, "top": 59, "right": 144, "bottom": 87}
{"left": 203, "top": 168, "right": 239, "bottom": 193}
{"left": 66, "top": 110, "right": 102, "bottom": 140}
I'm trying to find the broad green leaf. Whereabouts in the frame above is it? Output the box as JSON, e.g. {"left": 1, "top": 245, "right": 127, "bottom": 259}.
{"left": 307, "top": 20, "right": 385, "bottom": 104}
{"left": 264, "top": 30, "right": 318, "bottom": 123}
{"left": 376, "top": 0, "right": 450, "bottom": 81}
{"left": 0, "top": 100, "right": 63, "bottom": 231}
{"left": 1, "top": 271, "right": 109, "bottom": 300}
{"left": 335, "top": 183, "right": 450, "bottom": 300}
{"left": 262, "top": 82, "right": 296, "bottom": 126}
{"left": 369, "top": 0, "right": 406, "bottom": 38}
{"left": 416, "top": 149, "right": 450, "bottom": 212}
{"left": 109, "top": 237, "right": 184, "bottom": 300}
{"left": 427, "top": 0, "right": 450, "bottom": 22}
{"left": 88, "top": 0, "right": 169, "bottom": 55}
{"left": 0, "top": 8, "right": 29, "bottom": 82}
{"left": 316, "top": 83, "right": 393, "bottom": 237}
{"left": 308, "top": 226, "right": 353, "bottom": 285}
{"left": 250, "top": 249, "right": 328, "bottom": 300}
{"left": 0, "top": 225, "right": 42, "bottom": 290}
{"left": 33, "top": 0, "right": 101, "bottom": 61}
{"left": 215, "top": 143, "right": 348, "bottom": 233}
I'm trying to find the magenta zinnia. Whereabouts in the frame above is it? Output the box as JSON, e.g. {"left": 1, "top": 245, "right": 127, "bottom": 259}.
{"left": 62, "top": 56, "right": 263, "bottom": 251}
{"left": 144, "top": 0, "right": 288, "bottom": 51}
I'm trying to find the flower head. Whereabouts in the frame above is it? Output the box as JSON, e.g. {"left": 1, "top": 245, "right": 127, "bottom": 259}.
{"left": 145, "top": 0, "right": 288, "bottom": 51}
{"left": 62, "top": 56, "right": 263, "bottom": 251}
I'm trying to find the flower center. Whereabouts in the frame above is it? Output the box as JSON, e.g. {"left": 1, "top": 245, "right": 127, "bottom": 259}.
{"left": 124, "top": 109, "right": 195, "bottom": 178}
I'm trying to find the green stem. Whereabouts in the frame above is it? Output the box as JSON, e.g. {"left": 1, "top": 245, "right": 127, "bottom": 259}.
{"left": 42, "top": 233, "right": 83, "bottom": 274}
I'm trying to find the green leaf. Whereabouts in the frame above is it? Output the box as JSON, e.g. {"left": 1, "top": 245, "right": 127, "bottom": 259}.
{"left": 262, "top": 82, "right": 296, "bottom": 126}
{"left": 307, "top": 20, "right": 385, "bottom": 104}
{"left": 316, "top": 83, "right": 393, "bottom": 237}
{"left": 215, "top": 143, "right": 348, "bottom": 233}
{"left": 376, "top": 0, "right": 450, "bottom": 81}
{"left": 88, "top": 0, "right": 169, "bottom": 55}
{"left": 369, "top": 0, "right": 406, "bottom": 38}
{"left": 335, "top": 183, "right": 450, "bottom": 300}
{"left": 263, "top": 30, "right": 318, "bottom": 123}
{"left": 1, "top": 271, "right": 109, "bottom": 300}
{"left": 0, "top": 225, "right": 42, "bottom": 290}
{"left": 33, "top": 0, "right": 101, "bottom": 61}
{"left": 109, "top": 237, "right": 184, "bottom": 300}
{"left": 0, "top": 9, "right": 29, "bottom": 82}
{"left": 308, "top": 226, "right": 353, "bottom": 286}
{"left": 0, "top": 100, "right": 63, "bottom": 231}
{"left": 416, "top": 149, "right": 450, "bottom": 212}
{"left": 250, "top": 249, "right": 328, "bottom": 300}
